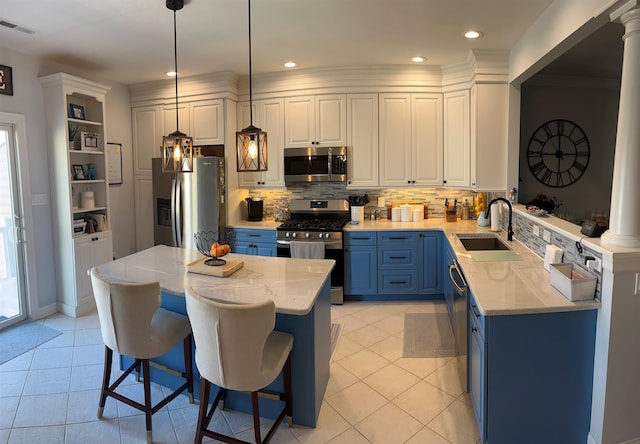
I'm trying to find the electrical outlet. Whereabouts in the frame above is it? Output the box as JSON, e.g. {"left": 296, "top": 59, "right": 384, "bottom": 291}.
{"left": 543, "top": 229, "right": 551, "bottom": 243}
{"left": 593, "top": 257, "right": 602, "bottom": 273}
{"left": 533, "top": 225, "right": 540, "bottom": 237}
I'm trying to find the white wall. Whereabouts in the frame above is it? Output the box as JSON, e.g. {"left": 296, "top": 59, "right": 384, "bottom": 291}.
{"left": 519, "top": 79, "right": 619, "bottom": 223}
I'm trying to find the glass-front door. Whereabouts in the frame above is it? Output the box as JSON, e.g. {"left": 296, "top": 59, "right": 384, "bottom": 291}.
{"left": 0, "top": 124, "right": 27, "bottom": 329}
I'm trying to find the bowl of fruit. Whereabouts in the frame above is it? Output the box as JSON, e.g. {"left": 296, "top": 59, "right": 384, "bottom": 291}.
{"left": 194, "top": 231, "right": 231, "bottom": 266}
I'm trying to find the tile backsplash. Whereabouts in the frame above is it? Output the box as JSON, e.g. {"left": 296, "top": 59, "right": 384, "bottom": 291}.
{"left": 248, "top": 184, "right": 477, "bottom": 220}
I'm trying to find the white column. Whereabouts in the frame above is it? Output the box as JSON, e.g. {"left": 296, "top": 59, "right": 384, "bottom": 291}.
{"left": 602, "top": 7, "right": 640, "bottom": 247}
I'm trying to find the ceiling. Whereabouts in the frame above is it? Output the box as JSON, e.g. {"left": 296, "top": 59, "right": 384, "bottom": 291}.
{"left": 0, "top": 0, "right": 560, "bottom": 86}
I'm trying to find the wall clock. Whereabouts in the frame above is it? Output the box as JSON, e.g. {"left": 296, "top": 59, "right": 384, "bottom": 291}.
{"left": 527, "top": 119, "right": 590, "bottom": 188}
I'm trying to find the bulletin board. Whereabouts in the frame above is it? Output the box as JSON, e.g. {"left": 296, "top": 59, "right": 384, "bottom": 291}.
{"left": 107, "top": 142, "right": 123, "bottom": 184}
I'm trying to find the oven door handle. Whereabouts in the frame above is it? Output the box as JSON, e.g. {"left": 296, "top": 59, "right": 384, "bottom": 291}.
{"left": 277, "top": 240, "right": 292, "bottom": 246}
{"left": 277, "top": 239, "right": 342, "bottom": 249}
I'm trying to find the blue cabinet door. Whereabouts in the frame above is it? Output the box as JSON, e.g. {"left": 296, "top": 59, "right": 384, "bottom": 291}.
{"left": 344, "top": 232, "right": 377, "bottom": 295}
{"left": 469, "top": 301, "right": 486, "bottom": 441}
{"left": 230, "top": 229, "right": 276, "bottom": 257}
{"left": 419, "top": 232, "right": 443, "bottom": 294}
{"left": 344, "top": 245, "right": 377, "bottom": 294}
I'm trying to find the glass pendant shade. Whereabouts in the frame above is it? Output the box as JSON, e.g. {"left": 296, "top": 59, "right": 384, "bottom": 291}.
{"left": 237, "top": 124, "right": 267, "bottom": 171}
{"left": 162, "top": 130, "right": 193, "bottom": 172}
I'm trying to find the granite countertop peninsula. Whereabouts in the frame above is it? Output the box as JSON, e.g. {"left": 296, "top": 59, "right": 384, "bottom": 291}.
{"left": 95, "top": 245, "right": 334, "bottom": 315}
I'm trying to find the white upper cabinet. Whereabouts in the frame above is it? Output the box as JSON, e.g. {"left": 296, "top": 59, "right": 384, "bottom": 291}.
{"left": 412, "top": 94, "right": 444, "bottom": 185}
{"left": 285, "top": 94, "right": 346, "bottom": 147}
{"left": 470, "top": 83, "right": 508, "bottom": 191}
{"left": 190, "top": 99, "right": 225, "bottom": 145}
{"left": 237, "top": 98, "right": 285, "bottom": 187}
{"left": 132, "top": 106, "right": 161, "bottom": 174}
{"left": 379, "top": 93, "right": 443, "bottom": 187}
{"left": 443, "top": 90, "right": 471, "bottom": 188}
{"left": 346, "top": 94, "right": 379, "bottom": 188}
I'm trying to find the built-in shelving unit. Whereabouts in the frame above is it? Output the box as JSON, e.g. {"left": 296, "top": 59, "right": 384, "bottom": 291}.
{"left": 40, "top": 73, "right": 113, "bottom": 317}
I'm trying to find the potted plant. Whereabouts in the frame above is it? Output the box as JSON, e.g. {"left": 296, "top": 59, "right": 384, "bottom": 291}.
{"left": 68, "top": 126, "right": 80, "bottom": 150}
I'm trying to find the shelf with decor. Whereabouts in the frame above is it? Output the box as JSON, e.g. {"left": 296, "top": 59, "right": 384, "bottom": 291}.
{"left": 40, "top": 72, "right": 113, "bottom": 317}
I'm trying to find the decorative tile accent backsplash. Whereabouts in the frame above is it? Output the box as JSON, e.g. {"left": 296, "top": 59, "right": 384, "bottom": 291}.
{"left": 248, "top": 184, "right": 478, "bottom": 220}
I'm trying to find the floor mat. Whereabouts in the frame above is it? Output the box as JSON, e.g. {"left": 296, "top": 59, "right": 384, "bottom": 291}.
{"left": 403, "top": 312, "right": 456, "bottom": 358}
{"left": 0, "top": 320, "right": 62, "bottom": 365}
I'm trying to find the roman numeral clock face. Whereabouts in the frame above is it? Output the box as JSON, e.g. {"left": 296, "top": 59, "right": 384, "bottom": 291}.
{"left": 527, "top": 119, "right": 590, "bottom": 188}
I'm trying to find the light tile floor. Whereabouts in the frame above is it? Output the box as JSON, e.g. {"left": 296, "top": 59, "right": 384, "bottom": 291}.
{"left": 0, "top": 301, "right": 480, "bottom": 443}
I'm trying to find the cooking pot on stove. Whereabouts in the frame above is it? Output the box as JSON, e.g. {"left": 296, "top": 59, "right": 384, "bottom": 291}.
{"left": 245, "top": 197, "right": 264, "bottom": 222}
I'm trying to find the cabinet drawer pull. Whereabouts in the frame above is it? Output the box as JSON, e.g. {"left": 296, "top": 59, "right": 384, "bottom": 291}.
{"left": 471, "top": 326, "right": 477, "bottom": 333}
{"left": 389, "top": 256, "right": 408, "bottom": 259}
{"left": 472, "top": 305, "right": 481, "bottom": 318}
{"left": 352, "top": 237, "right": 370, "bottom": 240}
{"left": 388, "top": 237, "right": 408, "bottom": 240}
{"left": 390, "top": 280, "right": 407, "bottom": 284}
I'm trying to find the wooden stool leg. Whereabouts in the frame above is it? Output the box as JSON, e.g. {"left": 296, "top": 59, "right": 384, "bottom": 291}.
{"left": 251, "top": 391, "right": 261, "bottom": 444}
{"left": 283, "top": 355, "right": 293, "bottom": 427}
{"left": 142, "top": 359, "right": 153, "bottom": 444}
{"left": 183, "top": 334, "right": 194, "bottom": 404}
{"left": 97, "top": 346, "right": 113, "bottom": 418}
{"left": 195, "top": 378, "right": 210, "bottom": 444}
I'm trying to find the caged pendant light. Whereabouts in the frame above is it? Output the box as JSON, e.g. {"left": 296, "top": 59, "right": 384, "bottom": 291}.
{"left": 236, "top": 0, "right": 268, "bottom": 172}
{"left": 162, "top": 0, "right": 193, "bottom": 173}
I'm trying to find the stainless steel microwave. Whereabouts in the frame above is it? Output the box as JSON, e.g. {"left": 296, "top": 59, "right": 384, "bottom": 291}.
{"left": 284, "top": 146, "right": 347, "bottom": 185}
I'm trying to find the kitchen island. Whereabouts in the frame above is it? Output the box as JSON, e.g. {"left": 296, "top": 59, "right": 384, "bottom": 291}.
{"left": 95, "top": 245, "right": 334, "bottom": 427}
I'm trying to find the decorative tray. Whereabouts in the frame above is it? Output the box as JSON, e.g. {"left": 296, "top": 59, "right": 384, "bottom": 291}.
{"left": 187, "top": 257, "right": 244, "bottom": 278}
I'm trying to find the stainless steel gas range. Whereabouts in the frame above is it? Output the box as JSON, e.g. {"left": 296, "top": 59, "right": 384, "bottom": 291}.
{"left": 276, "top": 199, "right": 350, "bottom": 304}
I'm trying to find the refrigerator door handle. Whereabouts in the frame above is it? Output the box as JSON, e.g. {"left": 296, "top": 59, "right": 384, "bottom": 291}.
{"left": 171, "top": 177, "right": 179, "bottom": 247}
{"left": 175, "top": 177, "right": 183, "bottom": 248}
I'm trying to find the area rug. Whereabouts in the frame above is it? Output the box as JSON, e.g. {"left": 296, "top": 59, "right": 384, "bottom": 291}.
{"left": 0, "top": 320, "right": 62, "bottom": 365}
{"left": 403, "top": 312, "right": 456, "bottom": 358}
{"left": 330, "top": 323, "right": 342, "bottom": 360}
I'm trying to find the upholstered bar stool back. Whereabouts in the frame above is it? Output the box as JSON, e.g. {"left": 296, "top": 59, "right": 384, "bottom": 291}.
{"left": 91, "top": 268, "right": 194, "bottom": 443}
{"left": 186, "top": 287, "right": 293, "bottom": 444}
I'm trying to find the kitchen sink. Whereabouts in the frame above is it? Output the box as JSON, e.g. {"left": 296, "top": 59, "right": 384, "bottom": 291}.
{"left": 456, "top": 233, "right": 523, "bottom": 262}
{"left": 456, "top": 233, "right": 511, "bottom": 251}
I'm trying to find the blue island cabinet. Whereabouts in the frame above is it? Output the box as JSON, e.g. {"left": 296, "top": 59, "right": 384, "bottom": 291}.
{"left": 229, "top": 228, "right": 276, "bottom": 256}
{"left": 468, "top": 292, "right": 597, "bottom": 444}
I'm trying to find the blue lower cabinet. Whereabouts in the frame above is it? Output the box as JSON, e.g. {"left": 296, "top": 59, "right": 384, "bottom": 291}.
{"left": 469, "top": 292, "right": 597, "bottom": 444}
{"left": 230, "top": 228, "right": 276, "bottom": 257}
{"left": 344, "top": 232, "right": 377, "bottom": 295}
{"left": 419, "top": 232, "right": 442, "bottom": 294}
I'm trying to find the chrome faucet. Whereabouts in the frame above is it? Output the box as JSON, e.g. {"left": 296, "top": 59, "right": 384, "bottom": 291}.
{"left": 484, "top": 197, "right": 514, "bottom": 241}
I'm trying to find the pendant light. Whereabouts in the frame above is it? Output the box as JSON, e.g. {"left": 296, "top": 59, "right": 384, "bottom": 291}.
{"left": 236, "top": 0, "right": 268, "bottom": 172}
{"left": 162, "top": 0, "right": 193, "bottom": 173}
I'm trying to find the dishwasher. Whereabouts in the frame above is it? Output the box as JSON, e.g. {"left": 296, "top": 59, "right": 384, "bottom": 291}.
{"left": 449, "top": 260, "right": 469, "bottom": 391}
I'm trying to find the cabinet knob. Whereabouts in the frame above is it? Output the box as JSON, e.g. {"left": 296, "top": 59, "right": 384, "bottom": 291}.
{"left": 412, "top": 180, "right": 416, "bottom": 184}
{"left": 407, "top": 180, "right": 411, "bottom": 184}
{"left": 471, "top": 327, "right": 478, "bottom": 333}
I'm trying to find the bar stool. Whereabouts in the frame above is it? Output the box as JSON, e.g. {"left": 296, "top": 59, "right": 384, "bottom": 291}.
{"left": 90, "top": 268, "right": 194, "bottom": 444}
{"left": 185, "top": 287, "right": 293, "bottom": 444}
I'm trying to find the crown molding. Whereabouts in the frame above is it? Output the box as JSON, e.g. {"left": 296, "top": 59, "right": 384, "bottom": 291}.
{"left": 524, "top": 74, "right": 621, "bottom": 90}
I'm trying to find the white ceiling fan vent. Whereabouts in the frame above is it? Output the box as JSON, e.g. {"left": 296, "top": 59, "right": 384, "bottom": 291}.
{"left": 0, "top": 19, "right": 35, "bottom": 34}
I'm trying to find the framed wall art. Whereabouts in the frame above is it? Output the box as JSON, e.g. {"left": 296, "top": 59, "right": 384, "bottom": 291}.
{"left": 0, "top": 65, "right": 13, "bottom": 96}
{"left": 107, "top": 142, "right": 123, "bottom": 184}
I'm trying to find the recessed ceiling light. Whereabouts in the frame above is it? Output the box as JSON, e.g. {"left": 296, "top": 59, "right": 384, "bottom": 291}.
{"left": 284, "top": 62, "right": 296, "bottom": 68}
{"left": 412, "top": 56, "right": 425, "bottom": 63}
{"left": 463, "top": 30, "right": 484, "bottom": 39}
{"left": 166, "top": 71, "right": 178, "bottom": 77}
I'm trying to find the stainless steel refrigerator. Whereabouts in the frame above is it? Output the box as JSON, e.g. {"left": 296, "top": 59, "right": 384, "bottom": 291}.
{"left": 152, "top": 157, "right": 226, "bottom": 250}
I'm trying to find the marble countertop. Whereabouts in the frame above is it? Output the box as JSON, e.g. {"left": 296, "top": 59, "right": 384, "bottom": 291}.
{"left": 224, "top": 217, "right": 601, "bottom": 316}
{"left": 348, "top": 219, "right": 601, "bottom": 315}
{"left": 228, "top": 220, "right": 282, "bottom": 230}
{"left": 95, "top": 245, "right": 334, "bottom": 315}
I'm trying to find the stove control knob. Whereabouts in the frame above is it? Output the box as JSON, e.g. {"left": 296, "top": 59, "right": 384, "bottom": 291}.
{"left": 305, "top": 233, "right": 311, "bottom": 238}
{"left": 318, "top": 233, "right": 324, "bottom": 239}
{"left": 285, "top": 232, "right": 290, "bottom": 238}
{"left": 325, "top": 233, "right": 331, "bottom": 239}
{"left": 292, "top": 232, "right": 297, "bottom": 238}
